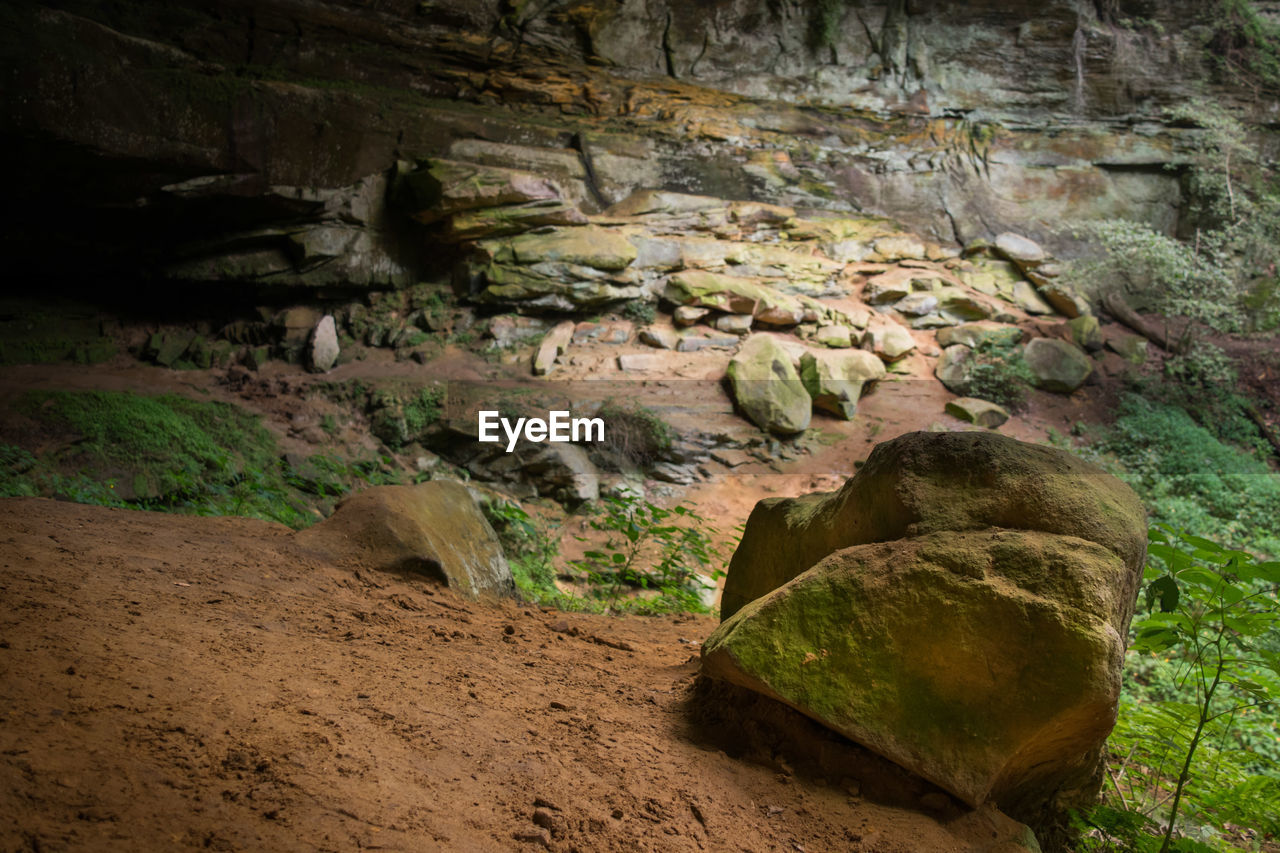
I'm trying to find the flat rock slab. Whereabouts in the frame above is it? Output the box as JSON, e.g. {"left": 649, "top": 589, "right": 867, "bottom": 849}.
{"left": 945, "top": 397, "right": 1010, "bottom": 428}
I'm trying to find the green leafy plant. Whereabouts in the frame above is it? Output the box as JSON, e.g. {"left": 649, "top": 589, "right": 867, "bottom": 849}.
{"left": 964, "top": 342, "right": 1036, "bottom": 413}
{"left": 1093, "top": 394, "right": 1280, "bottom": 555}
{"left": 1079, "top": 526, "right": 1280, "bottom": 853}
{"left": 481, "top": 498, "right": 596, "bottom": 612}
{"left": 572, "top": 494, "right": 723, "bottom": 614}
{"left": 595, "top": 401, "right": 674, "bottom": 468}
{"left": 621, "top": 300, "right": 657, "bottom": 325}
{"left": 1205, "top": 0, "right": 1280, "bottom": 94}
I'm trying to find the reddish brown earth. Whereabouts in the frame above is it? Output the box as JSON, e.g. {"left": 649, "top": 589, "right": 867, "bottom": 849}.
{"left": 0, "top": 498, "right": 1041, "bottom": 852}
{"left": 0, "top": 314, "right": 1209, "bottom": 852}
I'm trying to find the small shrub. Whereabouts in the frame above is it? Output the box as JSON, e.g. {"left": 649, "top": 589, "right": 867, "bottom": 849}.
{"left": 480, "top": 498, "right": 592, "bottom": 611}
{"left": 1088, "top": 525, "right": 1280, "bottom": 853}
{"left": 621, "top": 301, "right": 657, "bottom": 325}
{"left": 1094, "top": 393, "right": 1280, "bottom": 554}
{"left": 953, "top": 341, "right": 1036, "bottom": 412}
{"left": 595, "top": 401, "right": 674, "bottom": 467}
{"left": 572, "top": 494, "right": 724, "bottom": 614}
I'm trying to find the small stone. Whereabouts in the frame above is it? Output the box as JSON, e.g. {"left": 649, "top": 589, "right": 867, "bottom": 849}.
{"left": 713, "top": 314, "right": 755, "bottom": 335}
{"left": 873, "top": 235, "right": 927, "bottom": 261}
{"left": 894, "top": 293, "right": 939, "bottom": 316}
{"left": 1104, "top": 330, "right": 1148, "bottom": 364}
{"left": 677, "top": 335, "right": 739, "bottom": 352}
{"left": 532, "top": 321, "right": 575, "bottom": 376}
{"left": 994, "top": 233, "right": 1047, "bottom": 267}
{"left": 308, "top": 315, "right": 340, "bottom": 373}
{"left": 617, "top": 353, "right": 670, "bottom": 372}
{"left": 1013, "top": 281, "right": 1055, "bottom": 315}
{"left": 532, "top": 808, "right": 560, "bottom": 832}
{"left": 1067, "top": 315, "right": 1103, "bottom": 352}
{"left": 673, "top": 306, "right": 710, "bottom": 327}
{"left": 512, "top": 828, "right": 551, "bottom": 848}
{"left": 814, "top": 325, "right": 853, "bottom": 348}
{"left": 864, "top": 274, "right": 912, "bottom": 305}
{"left": 1038, "top": 282, "right": 1092, "bottom": 319}
{"left": 875, "top": 325, "right": 916, "bottom": 361}
{"left": 639, "top": 326, "right": 682, "bottom": 350}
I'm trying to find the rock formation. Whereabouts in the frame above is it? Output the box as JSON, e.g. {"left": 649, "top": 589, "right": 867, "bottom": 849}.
{"left": 703, "top": 431, "right": 1147, "bottom": 827}
{"left": 295, "top": 480, "right": 515, "bottom": 599}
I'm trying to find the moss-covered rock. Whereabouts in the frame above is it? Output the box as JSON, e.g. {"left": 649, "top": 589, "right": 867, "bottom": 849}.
{"left": 935, "top": 344, "right": 974, "bottom": 394}
{"left": 703, "top": 529, "right": 1127, "bottom": 811}
{"left": 936, "top": 322, "right": 1024, "bottom": 350}
{"left": 664, "top": 270, "right": 806, "bottom": 326}
{"left": 503, "top": 226, "right": 638, "bottom": 271}
{"left": 393, "top": 159, "right": 561, "bottom": 223}
{"left": 718, "top": 430, "right": 1147, "bottom": 622}
{"left": 800, "top": 349, "right": 886, "bottom": 419}
{"left": 296, "top": 481, "right": 514, "bottom": 600}
{"left": 706, "top": 431, "right": 1147, "bottom": 825}
{"left": 1023, "top": 338, "right": 1093, "bottom": 393}
{"left": 945, "top": 396, "right": 1010, "bottom": 428}
{"left": 726, "top": 335, "right": 811, "bottom": 435}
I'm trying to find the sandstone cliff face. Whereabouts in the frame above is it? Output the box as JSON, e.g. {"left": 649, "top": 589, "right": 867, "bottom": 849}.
{"left": 2, "top": 0, "right": 1276, "bottom": 294}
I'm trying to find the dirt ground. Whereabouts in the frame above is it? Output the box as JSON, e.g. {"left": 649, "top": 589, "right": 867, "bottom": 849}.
{"left": 0, "top": 497, "right": 1045, "bottom": 852}
{"left": 0, "top": 312, "right": 1176, "bottom": 853}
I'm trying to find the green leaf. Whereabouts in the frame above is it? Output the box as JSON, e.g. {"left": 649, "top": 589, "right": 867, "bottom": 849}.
{"left": 1148, "top": 574, "right": 1181, "bottom": 613}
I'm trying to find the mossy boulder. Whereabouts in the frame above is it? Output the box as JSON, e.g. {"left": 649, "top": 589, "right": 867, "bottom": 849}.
{"left": 935, "top": 344, "right": 974, "bottom": 394}
{"left": 726, "top": 335, "right": 812, "bottom": 435}
{"left": 800, "top": 349, "right": 886, "bottom": 419}
{"left": 703, "top": 529, "right": 1128, "bottom": 811}
{"left": 664, "top": 271, "right": 805, "bottom": 326}
{"left": 937, "top": 322, "right": 1024, "bottom": 350}
{"left": 484, "top": 226, "right": 637, "bottom": 271}
{"left": 296, "top": 481, "right": 514, "bottom": 600}
{"left": 718, "top": 430, "right": 1147, "bottom": 622}
{"left": 1023, "top": 338, "right": 1093, "bottom": 393}
{"left": 394, "top": 159, "right": 561, "bottom": 223}
{"left": 945, "top": 397, "right": 1010, "bottom": 428}
{"left": 705, "top": 431, "right": 1147, "bottom": 824}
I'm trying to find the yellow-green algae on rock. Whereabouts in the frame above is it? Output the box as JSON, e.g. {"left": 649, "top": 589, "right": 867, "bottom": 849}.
{"left": 704, "top": 431, "right": 1147, "bottom": 824}
{"left": 719, "top": 431, "right": 1147, "bottom": 621}
{"left": 703, "top": 530, "right": 1127, "bottom": 808}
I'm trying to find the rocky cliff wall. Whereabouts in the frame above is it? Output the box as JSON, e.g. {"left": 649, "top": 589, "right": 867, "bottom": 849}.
{"left": 2, "top": 0, "right": 1277, "bottom": 301}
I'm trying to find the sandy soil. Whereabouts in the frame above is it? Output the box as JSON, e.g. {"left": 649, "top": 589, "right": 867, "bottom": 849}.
{"left": 0, "top": 498, "right": 1043, "bottom": 853}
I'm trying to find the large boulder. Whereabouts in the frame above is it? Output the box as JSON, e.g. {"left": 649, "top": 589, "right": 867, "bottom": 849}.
{"left": 703, "top": 529, "right": 1129, "bottom": 811}
{"left": 703, "top": 431, "right": 1148, "bottom": 825}
{"left": 934, "top": 344, "right": 974, "bottom": 394}
{"left": 726, "top": 335, "right": 812, "bottom": 435}
{"left": 295, "top": 481, "right": 514, "bottom": 599}
{"left": 1023, "top": 338, "right": 1093, "bottom": 393}
{"left": 717, "top": 431, "right": 1147, "bottom": 622}
{"left": 800, "top": 349, "right": 886, "bottom": 419}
